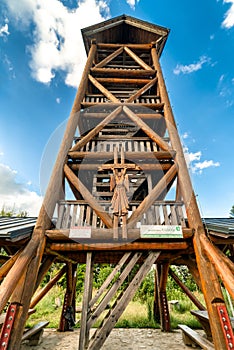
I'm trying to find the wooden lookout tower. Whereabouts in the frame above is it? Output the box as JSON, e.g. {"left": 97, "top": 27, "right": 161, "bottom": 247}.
{"left": 1, "top": 14, "right": 234, "bottom": 350}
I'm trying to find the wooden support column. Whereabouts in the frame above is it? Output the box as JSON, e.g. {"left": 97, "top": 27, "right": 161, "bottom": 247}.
{"left": 59, "top": 263, "right": 77, "bottom": 332}
{"left": 155, "top": 263, "right": 171, "bottom": 331}
{"left": 79, "top": 253, "right": 94, "bottom": 350}
{"left": 5, "top": 235, "right": 46, "bottom": 349}
{"left": 151, "top": 43, "right": 230, "bottom": 349}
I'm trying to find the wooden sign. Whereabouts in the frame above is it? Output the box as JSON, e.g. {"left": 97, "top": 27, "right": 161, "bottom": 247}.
{"left": 140, "top": 225, "right": 183, "bottom": 238}
{"left": 69, "top": 226, "right": 92, "bottom": 239}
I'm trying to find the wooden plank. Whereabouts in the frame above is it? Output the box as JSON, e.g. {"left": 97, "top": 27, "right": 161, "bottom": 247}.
{"left": 22, "top": 321, "right": 49, "bottom": 344}
{"left": 178, "top": 325, "right": 214, "bottom": 350}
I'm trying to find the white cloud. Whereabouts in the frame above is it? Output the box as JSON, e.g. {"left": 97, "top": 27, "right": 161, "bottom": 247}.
{"left": 173, "top": 56, "right": 211, "bottom": 75}
{"left": 126, "top": 0, "right": 140, "bottom": 10}
{"left": 56, "top": 97, "right": 61, "bottom": 104}
{"left": 3, "top": 0, "right": 110, "bottom": 88}
{"left": 0, "top": 163, "right": 43, "bottom": 216}
{"left": 0, "top": 23, "right": 10, "bottom": 37}
{"left": 184, "top": 148, "right": 220, "bottom": 174}
{"left": 222, "top": 0, "right": 234, "bottom": 28}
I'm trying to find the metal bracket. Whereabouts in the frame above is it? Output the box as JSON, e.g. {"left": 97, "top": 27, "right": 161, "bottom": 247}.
{"left": 0, "top": 303, "right": 17, "bottom": 349}
{"left": 217, "top": 305, "right": 234, "bottom": 349}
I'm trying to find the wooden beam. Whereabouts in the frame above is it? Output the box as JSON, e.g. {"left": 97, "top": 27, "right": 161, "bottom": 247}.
{"left": 169, "top": 268, "right": 205, "bottom": 310}
{"left": 91, "top": 67, "right": 155, "bottom": 77}
{"left": 201, "top": 234, "right": 234, "bottom": 300}
{"left": 97, "top": 43, "right": 152, "bottom": 50}
{"left": 124, "top": 46, "right": 152, "bottom": 70}
{"left": 123, "top": 106, "right": 169, "bottom": 151}
{"left": 151, "top": 45, "right": 229, "bottom": 348}
{"left": 48, "top": 241, "right": 189, "bottom": 251}
{"left": 94, "top": 46, "right": 123, "bottom": 69}
{"left": 30, "top": 265, "right": 66, "bottom": 309}
{"left": 71, "top": 106, "right": 122, "bottom": 151}
{"left": 68, "top": 150, "right": 175, "bottom": 161}
{"left": 0, "top": 249, "right": 22, "bottom": 281}
{"left": 64, "top": 164, "right": 113, "bottom": 228}
{"left": 0, "top": 241, "right": 37, "bottom": 314}
{"left": 126, "top": 77, "right": 158, "bottom": 103}
{"left": 88, "top": 75, "right": 119, "bottom": 103}
{"left": 88, "top": 252, "right": 160, "bottom": 350}
{"left": 95, "top": 77, "right": 152, "bottom": 85}
{"left": 79, "top": 253, "right": 94, "bottom": 350}
{"left": 128, "top": 164, "right": 177, "bottom": 227}
{"left": 69, "top": 163, "right": 171, "bottom": 171}
{"left": 46, "top": 227, "right": 193, "bottom": 241}
{"left": 89, "top": 252, "right": 131, "bottom": 308}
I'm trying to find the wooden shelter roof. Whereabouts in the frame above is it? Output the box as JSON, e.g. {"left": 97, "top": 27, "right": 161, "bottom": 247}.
{"left": 81, "top": 14, "right": 170, "bottom": 56}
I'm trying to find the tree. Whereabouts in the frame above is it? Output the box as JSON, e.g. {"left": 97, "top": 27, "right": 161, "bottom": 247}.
{"left": 0, "top": 206, "right": 28, "bottom": 217}
{"left": 230, "top": 205, "right": 234, "bottom": 218}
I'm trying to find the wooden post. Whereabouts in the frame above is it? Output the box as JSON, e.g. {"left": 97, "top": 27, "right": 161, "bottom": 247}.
{"left": 79, "top": 253, "right": 94, "bottom": 350}
{"left": 155, "top": 263, "right": 171, "bottom": 331}
{"left": 151, "top": 43, "right": 230, "bottom": 349}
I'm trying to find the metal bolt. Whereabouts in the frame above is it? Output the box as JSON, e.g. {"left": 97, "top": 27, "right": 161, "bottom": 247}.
{"left": 9, "top": 316, "right": 13, "bottom": 321}
{"left": 11, "top": 308, "right": 15, "bottom": 313}
{"left": 1, "top": 342, "right": 6, "bottom": 347}
{"left": 227, "top": 334, "right": 231, "bottom": 339}
{"left": 225, "top": 325, "right": 229, "bottom": 330}
{"left": 4, "top": 333, "right": 8, "bottom": 338}
{"left": 229, "top": 343, "right": 233, "bottom": 348}
{"left": 222, "top": 317, "right": 227, "bottom": 322}
{"left": 220, "top": 309, "right": 224, "bottom": 313}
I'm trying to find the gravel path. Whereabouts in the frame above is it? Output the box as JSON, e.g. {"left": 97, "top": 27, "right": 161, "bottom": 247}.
{"left": 21, "top": 328, "right": 190, "bottom": 349}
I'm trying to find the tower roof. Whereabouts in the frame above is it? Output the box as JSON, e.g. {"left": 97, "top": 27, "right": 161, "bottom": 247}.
{"left": 81, "top": 14, "right": 170, "bottom": 57}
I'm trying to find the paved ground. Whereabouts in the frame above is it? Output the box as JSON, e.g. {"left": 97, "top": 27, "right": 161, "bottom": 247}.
{"left": 20, "top": 328, "right": 190, "bottom": 349}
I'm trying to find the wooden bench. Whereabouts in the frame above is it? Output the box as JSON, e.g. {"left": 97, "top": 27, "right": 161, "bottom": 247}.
{"left": 22, "top": 321, "right": 49, "bottom": 346}
{"left": 191, "top": 309, "right": 234, "bottom": 341}
{"left": 178, "top": 324, "right": 214, "bottom": 350}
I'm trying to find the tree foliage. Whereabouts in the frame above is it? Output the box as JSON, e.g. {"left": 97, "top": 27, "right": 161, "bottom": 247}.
{"left": 230, "top": 205, "right": 234, "bottom": 218}
{"left": 0, "top": 206, "right": 28, "bottom": 217}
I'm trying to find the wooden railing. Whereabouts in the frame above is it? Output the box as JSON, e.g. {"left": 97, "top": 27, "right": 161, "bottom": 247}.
{"left": 55, "top": 200, "right": 186, "bottom": 230}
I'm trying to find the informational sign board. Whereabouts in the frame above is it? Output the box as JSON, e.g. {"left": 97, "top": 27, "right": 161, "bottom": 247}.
{"left": 69, "top": 226, "right": 92, "bottom": 239}
{"left": 140, "top": 225, "right": 183, "bottom": 238}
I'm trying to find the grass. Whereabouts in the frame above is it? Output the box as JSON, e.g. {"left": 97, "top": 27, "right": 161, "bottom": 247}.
{"left": 26, "top": 286, "right": 203, "bottom": 330}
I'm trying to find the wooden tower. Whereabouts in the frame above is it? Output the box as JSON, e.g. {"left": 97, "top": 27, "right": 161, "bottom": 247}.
{"left": 1, "top": 14, "right": 234, "bottom": 350}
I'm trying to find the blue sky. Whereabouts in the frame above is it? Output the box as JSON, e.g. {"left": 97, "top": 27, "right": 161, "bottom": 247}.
{"left": 0, "top": 0, "right": 234, "bottom": 217}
